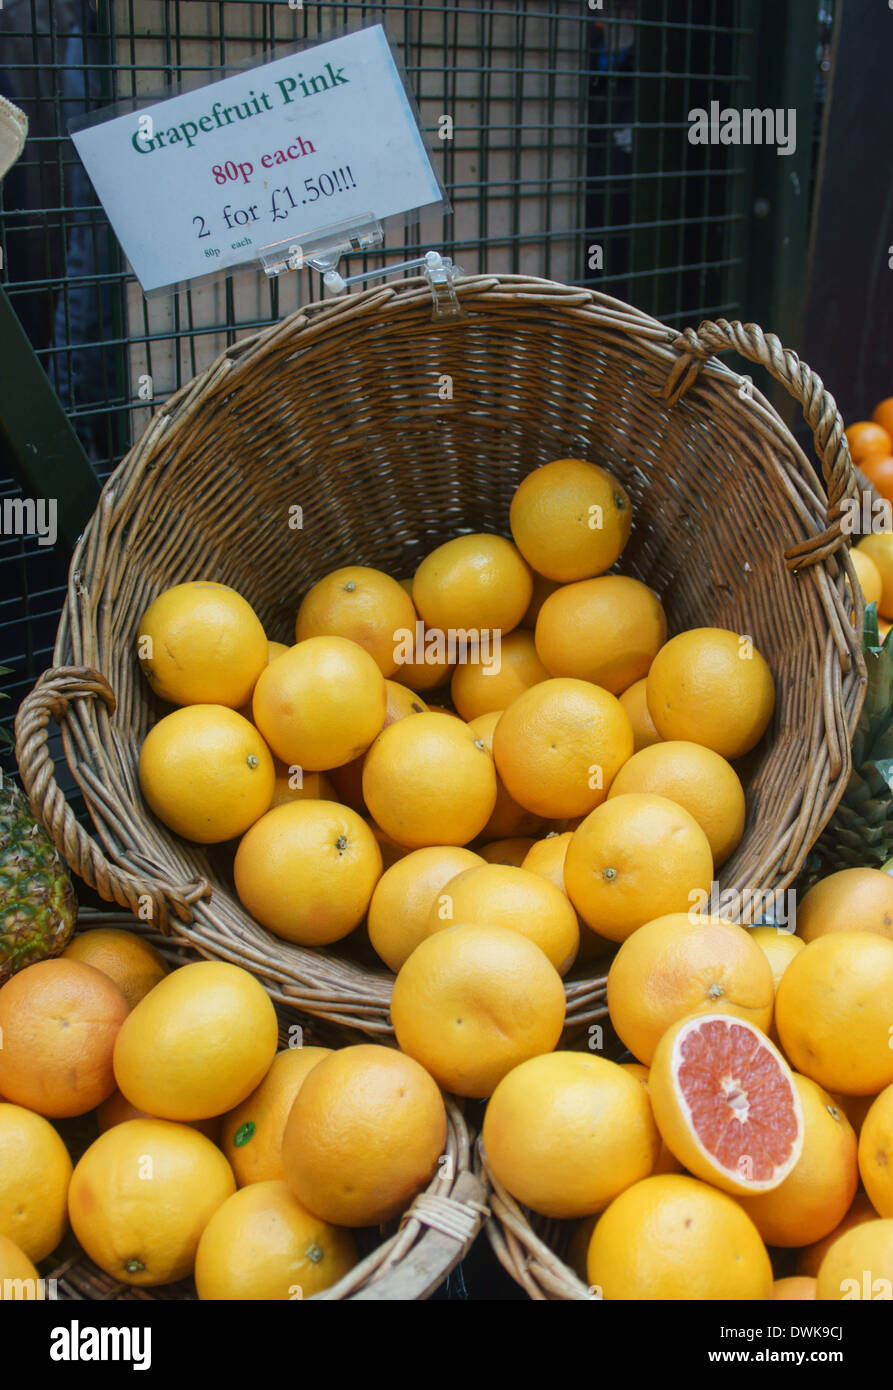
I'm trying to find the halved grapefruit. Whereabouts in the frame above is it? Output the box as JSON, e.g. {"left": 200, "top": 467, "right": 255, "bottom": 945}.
{"left": 649, "top": 1013, "right": 804, "bottom": 1196}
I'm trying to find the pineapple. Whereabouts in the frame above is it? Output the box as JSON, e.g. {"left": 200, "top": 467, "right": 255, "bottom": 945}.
{"left": 807, "top": 604, "right": 893, "bottom": 880}
{"left": 0, "top": 773, "right": 77, "bottom": 983}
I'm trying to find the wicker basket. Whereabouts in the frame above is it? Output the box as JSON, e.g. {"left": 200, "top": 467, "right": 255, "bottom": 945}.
{"left": 474, "top": 1136, "right": 595, "bottom": 1301}
{"left": 15, "top": 274, "right": 866, "bottom": 1035}
{"left": 41, "top": 911, "right": 486, "bottom": 1302}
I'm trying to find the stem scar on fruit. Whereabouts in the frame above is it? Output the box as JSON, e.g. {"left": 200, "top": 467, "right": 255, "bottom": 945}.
{"left": 335, "top": 834, "right": 348, "bottom": 854}
{"left": 602, "top": 867, "right": 617, "bottom": 882}
{"left": 708, "top": 982, "right": 724, "bottom": 999}
{"left": 125, "top": 1258, "right": 145, "bottom": 1274}
{"left": 306, "top": 1244, "right": 324, "bottom": 1264}
{"left": 246, "top": 755, "right": 259, "bottom": 769}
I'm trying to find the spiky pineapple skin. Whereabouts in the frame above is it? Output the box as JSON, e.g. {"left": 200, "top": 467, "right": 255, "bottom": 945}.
{"left": 801, "top": 607, "right": 893, "bottom": 885}
{"left": 0, "top": 777, "right": 77, "bottom": 983}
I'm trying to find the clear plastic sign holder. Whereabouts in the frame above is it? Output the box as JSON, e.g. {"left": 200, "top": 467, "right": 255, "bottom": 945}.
{"left": 259, "top": 214, "right": 465, "bottom": 319}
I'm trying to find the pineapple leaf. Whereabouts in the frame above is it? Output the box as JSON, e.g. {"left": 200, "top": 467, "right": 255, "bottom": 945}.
{"left": 864, "top": 601, "right": 882, "bottom": 650}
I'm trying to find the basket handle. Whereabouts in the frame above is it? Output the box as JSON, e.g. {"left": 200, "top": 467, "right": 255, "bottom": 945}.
{"left": 664, "top": 319, "right": 858, "bottom": 571}
{"left": 14, "top": 666, "right": 210, "bottom": 932}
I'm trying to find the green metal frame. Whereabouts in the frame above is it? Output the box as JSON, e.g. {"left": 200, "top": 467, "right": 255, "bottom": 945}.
{"left": 0, "top": 285, "right": 101, "bottom": 554}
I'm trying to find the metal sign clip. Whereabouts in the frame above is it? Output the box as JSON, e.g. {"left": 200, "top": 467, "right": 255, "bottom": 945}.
{"left": 323, "top": 249, "right": 465, "bottom": 318}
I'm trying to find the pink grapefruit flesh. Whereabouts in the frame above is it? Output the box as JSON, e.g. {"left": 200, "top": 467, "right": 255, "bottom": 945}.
{"left": 650, "top": 1013, "right": 803, "bottom": 1195}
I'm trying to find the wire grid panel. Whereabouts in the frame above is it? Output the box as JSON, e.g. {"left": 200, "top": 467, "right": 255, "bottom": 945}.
{"left": 0, "top": 0, "right": 821, "bottom": 745}
{"left": 117, "top": 0, "right": 592, "bottom": 442}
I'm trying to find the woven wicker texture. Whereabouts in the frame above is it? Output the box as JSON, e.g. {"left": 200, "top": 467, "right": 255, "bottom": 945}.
{"left": 15, "top": 274, "right": 866, "bottom": 1034}
{"left": 40, "top": 910, "right": 485, "bottom": 1302}
{"left": 475, "top": 1137, "right": 595, "bottom": 1301}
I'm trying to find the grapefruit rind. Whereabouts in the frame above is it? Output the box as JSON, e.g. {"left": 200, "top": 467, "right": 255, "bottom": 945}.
{"left": 651, "top": 1013, "right": 804, "bottom": 1197}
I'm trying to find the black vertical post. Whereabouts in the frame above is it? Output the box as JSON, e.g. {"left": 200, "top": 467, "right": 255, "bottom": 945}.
{"left": 802, "top": 0, "right": 893, "bottom": 422}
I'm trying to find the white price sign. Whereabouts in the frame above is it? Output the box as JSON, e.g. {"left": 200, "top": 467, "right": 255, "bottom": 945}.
{"left": 70, "top": 24, "right": 445, "bottom": 294}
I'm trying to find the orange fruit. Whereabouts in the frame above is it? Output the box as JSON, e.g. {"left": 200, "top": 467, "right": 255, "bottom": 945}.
{"left": 367, "top": 820, "right": 413, "bottom": 870}
{"left": 327, "top": 680, "right": 428, "bottom": 813}
{"left": 508, "top": 458, "right": 632, "bottom": 582}
{"left": 607, "top": 740, "right": 745, "bottom": 866}
{"left": 831, "top": 1090, "right": 876, "bottom": 1135}
{"left": 737, "top": 1074, "right": 858, "bottom": 1246}
{"left": 281, "top": 1045, "right": 447, "bottom": 1227}
{"left": 620, "top": 1063, "right": 682, "bottom": 1175}
{"left": 872, "top": 398, "right": 893, "bottom": 440}
{"left": 850, "top": 545, "right": 884, "bottom": 606}
{"left": 606, "top": 913, "right": 774, "bottom": 1065}
{"left": 646, "top": 627, "right": 775, "bottom": 758}
{"left": 586, "top": 1174, "right": 773, "bottom": 1301}
{"left": 796, "top": 866, "right": 893, "bottom": 943}
{"left": 195, "top": 1179, "right": 357, "bottom": 1300}
{"left": 775, "top": 932, "right": 893, "bottom": 1095}
{"left": 367, "top": 846, "right": 483, "bottom": 972}
{"left": 362, "top": 712, "right": 497, "bottom": 848}
{"left": 382, "top": 678, "right": 432, "bottom": 723}
{"left": 521, "top": 830, "right": 573, "bottom": 889}
{"left": 391, "top": 608, "right": 456, "bottom": 691}
{"left": 492, "top": 677, "right": 634, "bottom": 820}
{"left": 477, "top": 836, "right": 536, "bottom": 866}
{"left": 425, "top": 862, "right": 579, "bottom": 975}
{"left": 815, "top": 1219, "right": 893, "bottom": 1300}
{"left": 482, "top": 1052, "right": 658, "bottom": 1218}
{"left": 619, "top": 677, "right": 662, "bottom": 751}
{"left": 252, "top": 635, "right": 386, "bottom": 771}
{"left": 96, "top": 1089, "right": 221, "bottom": 1142}
{"left": 796, "top": 1191, "right": 880, "bottom": 1276}
{"left": 68, "top": 1118, "right": 236, "bottom": 1285}
{"left": 858, "top": 535, "right": 893, "bottom": 620}
{"left": 295, "top": 566, "right": 417, "bottom": 677}
{"left": 63, "top": 927, "right": 168, "bottom": 1009}
{"left": 235, "top": 640, "right": 293, "bottom": 721}
{"left": 772, "top": 1276, "right": 817, "bottom": 1300}
{"left": 858, "top": 459, "right": 893, "bottom": 512}
{"left": 269, "top": 765, "right": 338, "bottom": 810}
{"left": 234, "top": 800, "right": 382, "bottom": 945}
{"left": 845, "top": 419, "right": 893, "bottom": 462}
{"left": 412, "top": 533, "right": 532, "bottom": 636}
{"left": 859, "top": 1084, "right": 893, "bottom": 1216}
{"left": 451, "top": 629, "right": 548, "bottom": 722}
{"left": 137, "top": 580, "right": 268, "bottom": 708}
{"left": 535, "top": 575, "right": 667, "bottom": 694}
{"left": 522, "top": 831, "right": 613, "bottom": 960}
{"left": 0, "top": 1234, "right": 40, "bottom": 1294}
{"left": 747, "top": 925, "right": 804, "bottom": 993}
{"left": 649, "top": 1013, "right": 804, "bottom": 1195}
{"left": 0, "top": 1102, "right": 72, "bottom": 1260}
{"left": 467, "top": 711, "right": 545, "bottom": 839}
{"left": 138, "top": 704, "right": 275, "bottom": 843}
{"left": 113, "top": 960, "right": 278, "bottom": 1121}
{"left": 564, "top": 794, "right": 714, "bottom": 943}
{"left": 520, "top": 571, "right": 560, "bottom": 629}
{"left": 220, "top": 1047, "right": 332, "bottom": 1186}
{"left": 0, "top": 959, "right": 128, "bottom": 1117}
{"left": 390, "top": 922, "right": 565, "bottom": 1097}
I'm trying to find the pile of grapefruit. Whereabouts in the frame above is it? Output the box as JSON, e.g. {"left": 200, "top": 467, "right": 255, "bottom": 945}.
{"left": 2, "top": 453, "right": 893, "bottom": 1301}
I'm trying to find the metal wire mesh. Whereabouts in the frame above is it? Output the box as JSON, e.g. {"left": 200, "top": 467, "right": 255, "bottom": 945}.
{"left": 1, "top": 0, "right": 832, "bottom": 743}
